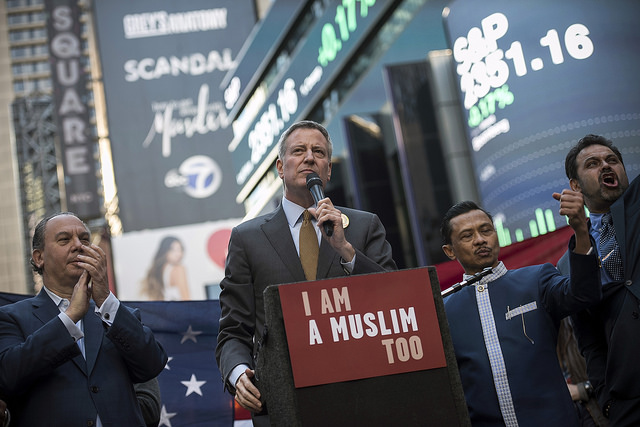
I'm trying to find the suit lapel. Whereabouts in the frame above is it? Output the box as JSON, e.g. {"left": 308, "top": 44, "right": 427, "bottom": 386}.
{"left": 32, "top": 291, "right": 60, "bottom": 325}
{"left": 83, "top": 304, "right": 103, "bottom": 375}
{"left": 32, "top": 291, "right": 87, "bottom": 374}
{"left": 612, "top": 191, "right": 640, "bottom": 299}
{"left": 317, "top": 240, "right": 339, "bottom": 278}
{"left": 318, "top": 209, "right": 349, "bottom": 278}
{"left": 262, "top": 206, "right": 306, "bottom": 281}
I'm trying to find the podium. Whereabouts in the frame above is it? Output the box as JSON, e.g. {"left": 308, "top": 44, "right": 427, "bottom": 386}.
{"left": 255, "top": 267, "right": 470, "bottom": 426}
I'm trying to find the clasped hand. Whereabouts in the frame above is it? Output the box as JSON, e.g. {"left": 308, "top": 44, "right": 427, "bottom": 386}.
{"left": 66, "top": 243, "right": 109, "bottom": 323}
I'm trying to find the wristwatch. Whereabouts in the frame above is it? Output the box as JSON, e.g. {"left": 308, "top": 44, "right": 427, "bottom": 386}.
{"left": 584, "top": 380, "right": 594, "bottom": 397}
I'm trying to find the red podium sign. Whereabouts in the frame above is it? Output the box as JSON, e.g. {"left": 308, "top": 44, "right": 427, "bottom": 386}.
{"left": 278, "top": 268, "right": 446, "bottom": 388}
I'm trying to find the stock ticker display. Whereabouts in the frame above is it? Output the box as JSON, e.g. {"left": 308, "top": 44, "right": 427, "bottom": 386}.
{"left": 230, "top": 0, "right": 387, "bottom": 199}
{"left": 444, "top": 0, "right": 640, "bottom": 244}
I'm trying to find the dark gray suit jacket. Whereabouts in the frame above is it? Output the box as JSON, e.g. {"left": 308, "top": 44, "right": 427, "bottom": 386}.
{"left": 215, "top": 204, "right": 397, "bottom": 391}
{"left": 557, "top": 173, "right": 640, "bottom": 425}
{"left": 0, "top": 291, "right": 168, "bottom": 426}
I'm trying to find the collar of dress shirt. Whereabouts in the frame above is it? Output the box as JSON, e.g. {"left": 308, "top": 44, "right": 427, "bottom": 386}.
{"left": 463, "top": 261, "right": 508, "bottom": 286}
{"left": 42, "top": 285, "right": 68, "bottom": 312}
{"left": 282, "top": 196, "right": 315, "bottom": 227}
{"left": 588, "top": 212, "right": 605, "bottom": 233}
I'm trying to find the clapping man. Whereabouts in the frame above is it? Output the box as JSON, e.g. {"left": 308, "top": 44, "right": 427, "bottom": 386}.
{"left": 0, "top": 212, "right": 167, "bottom": 426}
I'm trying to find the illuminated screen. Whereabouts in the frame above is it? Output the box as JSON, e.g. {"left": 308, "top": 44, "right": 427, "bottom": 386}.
{"left": 444, "top": 0, "right": 640, "bottom": 244}
{"left": 230, "top": 0, "right": 389, "bottom": 196}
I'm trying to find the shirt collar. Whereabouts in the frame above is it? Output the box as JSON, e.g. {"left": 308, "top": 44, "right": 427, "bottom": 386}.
{"left": 42, "top": 285, "right": 68, "bottom": 312}
{"left": 589, "top": 212, "right": 605, "bottom": 231}
{"left": 282, "top": 196, "right": 315, "bottom": 227}
{"left": 463, "top": 261, "right": 508, "bottom": 286}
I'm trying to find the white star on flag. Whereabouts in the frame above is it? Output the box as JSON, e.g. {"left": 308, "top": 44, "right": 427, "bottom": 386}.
{"left": 158, "top": 405, "right": 177, "bottom": 427}
{"left": 182, "top": 373, "right": 207, "bottom": 396}
{"left": 181, "top": 325, "right": 203, "bottom": 344}
{"left": 1, "top": 293, "right": 236, "bottom": 425}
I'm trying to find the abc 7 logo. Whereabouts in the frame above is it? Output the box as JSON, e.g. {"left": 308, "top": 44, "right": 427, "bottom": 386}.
{"left": 165, "top": 155, "right": 222, "bottom": 199}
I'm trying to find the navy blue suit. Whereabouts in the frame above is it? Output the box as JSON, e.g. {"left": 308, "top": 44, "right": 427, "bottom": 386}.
{"left": 558, "top": 173, "right": 640, "bottom": 426}
{"left": 445, "top": 249, "right": 600, "bottom": 426}
{"left": 0, "top": 291, "right": 167, "bottom": 426}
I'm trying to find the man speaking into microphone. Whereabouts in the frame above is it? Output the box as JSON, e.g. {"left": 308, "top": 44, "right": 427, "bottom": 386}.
{"left": 216, "top": 120, "right": 397, "bottom": 426}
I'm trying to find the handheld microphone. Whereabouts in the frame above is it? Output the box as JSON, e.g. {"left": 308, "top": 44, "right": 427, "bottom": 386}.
{"left": 306, "top": 172, "right": 333, "bottom": 236}
{"left": 441, "top": 267, "right": 493, "bottom": 297}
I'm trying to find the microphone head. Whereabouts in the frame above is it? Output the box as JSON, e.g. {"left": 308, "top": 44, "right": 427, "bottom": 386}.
{"left": 306, "top": 172, "right": 323, "bottom": 190}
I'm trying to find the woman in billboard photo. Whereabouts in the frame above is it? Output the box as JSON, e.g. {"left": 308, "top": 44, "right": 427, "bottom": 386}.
{"left": 141, "top": 236, "right": 190, "bottom": 300}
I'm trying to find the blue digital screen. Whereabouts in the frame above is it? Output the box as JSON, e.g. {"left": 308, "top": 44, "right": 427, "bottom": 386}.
{"left": 444, "top": 0, "right": 640, "bottom": 243}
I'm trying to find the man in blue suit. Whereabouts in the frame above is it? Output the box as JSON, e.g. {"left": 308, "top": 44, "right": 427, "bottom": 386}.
{"left": 0, "top": 212, "right": 167, "bottom": 426}
{"left": 557, "top": 134, "right": 640, "bottom": 426}
{"left": 441, "top": 199, "right": 600, "bottom": 426}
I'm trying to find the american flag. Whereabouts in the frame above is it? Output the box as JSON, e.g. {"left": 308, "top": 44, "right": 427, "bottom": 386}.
{"left": 0, "top": 292, "right": 252, "bottom": 426}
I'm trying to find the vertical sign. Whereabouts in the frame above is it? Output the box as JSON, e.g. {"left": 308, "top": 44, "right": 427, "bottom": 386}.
{"left": 93, "top": 0, "right": 256, "bottom": 231}
{"left": 46, "top": 0, "right": 101, "bottom": 219}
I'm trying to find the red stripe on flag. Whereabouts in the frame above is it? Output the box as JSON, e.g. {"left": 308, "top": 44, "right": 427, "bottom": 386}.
{"left": 234, "top": 400, "right": 252, "bottom": 420}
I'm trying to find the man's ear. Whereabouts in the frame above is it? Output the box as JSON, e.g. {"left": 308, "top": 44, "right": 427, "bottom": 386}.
{"left": 276, "top": 158, "right": 284, "bottom": 180}
{"left": 569, "top": 178, "right": 581, "bottom": 192}
{"left": 442, "top": 244, "right": 456, "bottom": 261}
{"left": 32, "top": 249, "right": 44, "bottom": 270}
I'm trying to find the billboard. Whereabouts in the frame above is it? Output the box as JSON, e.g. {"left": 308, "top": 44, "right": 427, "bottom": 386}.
{"left": 444, "top": 0, "right": 640, "bottom": 243}
{"left": 93, "top": 0, "right": 256, "bottom": 231}
{"left": 228, "top": 0, "right": 395, "bottom": 202}
{"left": 46, "top": 0, "right": 101, "bottom": 219}
{"left": 111, "top": 218, "right": 238, "bottom": 301}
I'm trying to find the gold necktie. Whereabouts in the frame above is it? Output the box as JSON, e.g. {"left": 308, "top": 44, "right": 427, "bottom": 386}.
{"left": 299, "top": 210, "right": 318, "bottom": 280}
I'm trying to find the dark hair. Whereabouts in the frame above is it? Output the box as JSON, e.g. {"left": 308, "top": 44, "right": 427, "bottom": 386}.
{"left": 277, "top": 120, "right": 333, "bottom": 161}
{"left": 565, "top": 134, "right": 624, "bottom": 180}
{"left": 30, "top": 212, "right": 88, "bottom": 275}
{"left": 141, "top": 236, "right": 183, "bottom": 300}
{"left": 440, "top": 201, "right": 493, "bottom": 245}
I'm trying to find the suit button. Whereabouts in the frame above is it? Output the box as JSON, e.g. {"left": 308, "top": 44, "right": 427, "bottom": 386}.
{"left": 626, "top": 280, "right": 633, "bottom": 286}
{"left": 632, "top": 312, "right": 639, "bottom": 320}
{"left": 90, "top": 386, "right": 99, "bottom": 393}
{"left": 87, "top": 420, "right": 95, "bottom": 426}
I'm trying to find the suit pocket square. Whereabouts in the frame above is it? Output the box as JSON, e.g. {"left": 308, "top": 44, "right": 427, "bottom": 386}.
{"left": 505, "top": 301, "right": 537, "bottom": 320}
